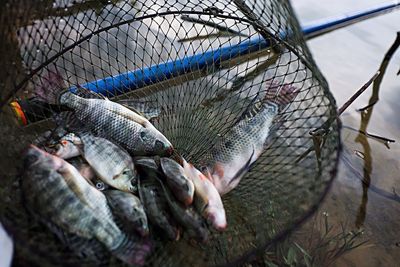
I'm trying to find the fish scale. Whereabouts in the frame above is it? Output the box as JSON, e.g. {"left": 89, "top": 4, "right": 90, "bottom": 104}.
{"left": 79, "top": 132, "right": 138, "bottom": 193}
{"left": 22, "top": 146, "right": 152, "bottom": 265}
{"left": 204, "top": 101, "right": 279, "bottom": 195}
{"left": 59, "top": 92, "right": 172, "bottom": 156}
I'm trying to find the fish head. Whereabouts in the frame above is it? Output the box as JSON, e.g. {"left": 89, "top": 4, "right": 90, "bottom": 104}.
{"left": 138, "top": 128, "right": 174, "bottom": 156}
{"left": 23, "top": 144, "right": 64, "bottom": 170}
{"left": 264, "top": 81, "right": 299, "bottom": 109}
{"left": 205, "top": 206, "right": 227, "bottom": 231}
{"left": 54, "top": 140, "right": 80, "bottom": 159}
{"left": 54, "top": 133, "right": 82, "bottom": 159}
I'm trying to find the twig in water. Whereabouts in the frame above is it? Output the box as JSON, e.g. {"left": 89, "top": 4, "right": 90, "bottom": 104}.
{"left": 338, "top": 71, "right": 380, "bottom": 115}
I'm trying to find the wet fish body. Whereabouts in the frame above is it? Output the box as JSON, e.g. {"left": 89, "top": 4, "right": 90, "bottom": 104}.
{"left": 79, "top": 132, "right": 138, "bottom": 193}
{"left": 204, "top": 83, "right": 298, "bottom": 195}
{"left": 182, "top": 160, "right": 227, "bottom": 231}
{"left": 160, "top": 157, "right": 195, "bottom": 206}
{"left": 67, "top": 156, "right": 96, "bottom": 184}
{"left": 136, "top": 159, "right": 180, "bottom": 241}
{"left": 21, "top": 145, "right": 152, "bottom": 266}
{"left": 105, "top": 190, "right": 149, "bottom": 237}
{"left": 155, "top": 177, "right": 209, "bottom": 242}
{"left": 59, "top": 92, "right": 173, "bottom": 156}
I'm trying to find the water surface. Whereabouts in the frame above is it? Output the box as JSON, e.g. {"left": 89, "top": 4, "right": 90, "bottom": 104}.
{"left": 292, "top": 1, "right": 400, "bottom": 266}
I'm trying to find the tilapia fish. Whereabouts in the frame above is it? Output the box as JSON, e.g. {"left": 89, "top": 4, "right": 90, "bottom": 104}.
{"left": 155, "top": 176, "right": 209, "bottom": 242}
{"left": 78, "top": 132, "right": 138, "bottom": 193}
{"left": 59, "top": 91, "right": 173, "bottom": 156}
{"left": 21, "top": 145, "right": 152, "bottom": 266}
{"left": 203, "top": 83, "right": 298, "bottom": 196}
{"left": 136, "top": 158, "right": 180, "bottom": 241}
{"left": 160, "top": 157, "right": 195, "bottom": 206}
{"left": 104, "top": 190, "right": 149, "bottom": 237}
{"left": 182, "top": 159, "right": 227, "bottom": 231}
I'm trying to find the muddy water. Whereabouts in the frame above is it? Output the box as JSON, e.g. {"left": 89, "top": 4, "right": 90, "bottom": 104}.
{"left": 292, "top": 1, "right": 400, "bottom": 266}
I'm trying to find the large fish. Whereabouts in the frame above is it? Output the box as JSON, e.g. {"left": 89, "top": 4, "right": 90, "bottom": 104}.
{"left": 104, "top": 190, "right": 149, "bottom": 237}
{"left": 203, "top": 83, "right": 298, "bottom": 195}
{"left": 77, "top": 132, "right": 138, "bottom": 193}
{"left": 182, "top": 159, "right": 227, "bottom": 231}
{"left": 159, "top": 157, "right": 195, "bottom": 206}
{"left": 21, "top": 145, "right": 152, "bottom": 266}
{"left": 35, "top": 73, "right": 173, "bottom": 156}
{"left": 61, "top": 91, "right": 173, "bottom": 156}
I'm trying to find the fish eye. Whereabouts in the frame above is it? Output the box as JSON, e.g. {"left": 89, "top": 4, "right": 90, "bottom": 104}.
{"left": 155, "top": 140, "right": 165, "bottom": 150}
{"left": 140, "top": 131, "right": 147, "bottom": 139}
{"left": 96, "top": 182, "right": 105, "bottom": 191}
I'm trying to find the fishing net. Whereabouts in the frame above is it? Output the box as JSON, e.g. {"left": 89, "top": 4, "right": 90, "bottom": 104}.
{"left": 0, "top": 0, "right": 340, "bottom": 266}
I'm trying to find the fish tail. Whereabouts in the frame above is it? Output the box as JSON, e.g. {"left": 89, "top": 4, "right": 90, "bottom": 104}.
{"left": 264, "top": 81, "right": 299, "bottom": 108}
{"left": 111, "top": 234, "right": 153, "bottom": 266}
{"left": 34, "top": 69, "right": 68, "bottom": 104}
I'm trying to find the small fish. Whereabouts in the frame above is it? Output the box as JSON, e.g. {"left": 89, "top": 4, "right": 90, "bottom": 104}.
{"left": 160, "top": 157, "right": 195, "bottom": 206}
{"left": 104, "top": 190, "right": 149, "bottom": 237}
{"left": 203, "top": 83, "right": 298, "bottom": 195}
{"left": 79, "top": 132, "right": 138, "bottom": 193}
{"left": 136, "top": 158, "right": 180, "bottom": 241}
{"left": 54, "top": 133, "right": 82, "bottom": 159}
{"left": 155, "top": 176, "right": 209, "bottom": 242}
{"left": 182, "top": 159, "right": 227, "bottom": 231}
{"left": 21, "top": 145, "right": 152, "bottom": 266}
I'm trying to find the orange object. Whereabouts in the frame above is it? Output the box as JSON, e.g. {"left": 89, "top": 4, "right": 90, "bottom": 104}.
{"left": 9, "top": 101, "right": 28, "bottom": 126}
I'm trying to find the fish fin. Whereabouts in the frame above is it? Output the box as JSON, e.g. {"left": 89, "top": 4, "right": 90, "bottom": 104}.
{"left": 117, "top": 99, "right": 161, "bottom": 121}
{"left": 72, "top": 84, "right": 106, "bottom": 99}
{"left": 105, "top": 106, "right": 148, "bottom": 127}
{"left": 227, "top": 147, "right": 255, "bottom": 187}
{"left": 213, "top": 163, "right": 225, "bottom": 179}
{"left": 234, "top": 96, "right": 263, "bottom": 125}
{"left": 264, "top": 82, "right": 299, "bottom": 109}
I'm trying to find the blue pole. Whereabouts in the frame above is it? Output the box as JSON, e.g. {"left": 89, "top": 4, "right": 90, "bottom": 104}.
{"left": 69, "top": 1, "right": 399, "bottom": 96}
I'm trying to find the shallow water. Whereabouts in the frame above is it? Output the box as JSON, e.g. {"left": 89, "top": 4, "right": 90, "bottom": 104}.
{"left": 292, "top": 1, "right": 400, "bottom": 266}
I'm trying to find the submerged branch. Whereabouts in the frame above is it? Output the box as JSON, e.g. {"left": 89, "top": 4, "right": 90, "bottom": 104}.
{"left": 337, "top": 71, "right": 380, "bottom": 115}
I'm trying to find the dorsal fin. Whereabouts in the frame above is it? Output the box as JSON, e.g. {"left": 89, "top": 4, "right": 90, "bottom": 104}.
{"left": 72, "top": 84, "right": 107, "bottom": 100}
{"left": 234, "top": 99, "right": 264, "bottom": 125}
{"left": 117, "top": 99, "right": 161, "bottom": 121}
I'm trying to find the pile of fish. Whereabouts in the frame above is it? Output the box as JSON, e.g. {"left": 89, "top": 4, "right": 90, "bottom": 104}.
{"left": 21, "top": 78, "right": 298, "bottom": 266}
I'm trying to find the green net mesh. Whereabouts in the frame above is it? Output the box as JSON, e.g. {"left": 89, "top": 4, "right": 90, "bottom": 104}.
{"left": 0, "top": 0, "right": 340, "bottom": 266}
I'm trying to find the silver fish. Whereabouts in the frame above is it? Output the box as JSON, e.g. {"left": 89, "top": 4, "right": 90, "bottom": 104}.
{"left": 203, "top": 83, "right": 298, "bottom": 195}
{"left": 21, "top": 145, "right": 152, "bottom": 266}
{"left": 79, "top": 132, "right": 138, "bottom": 193}
{"left": 104, "top": 190, "right": 149, "bottom": 237}
{"left": 182, "top": 159, "right": 227, "bottom": 231}
{"left": 59, "top": 91, "right": 173, "bottom": 156}
{"left": 54, "top": 132, "right": 82, "bottom": 159}
{"left": 160, "top": 157, "right": 195, "bottom": 206}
